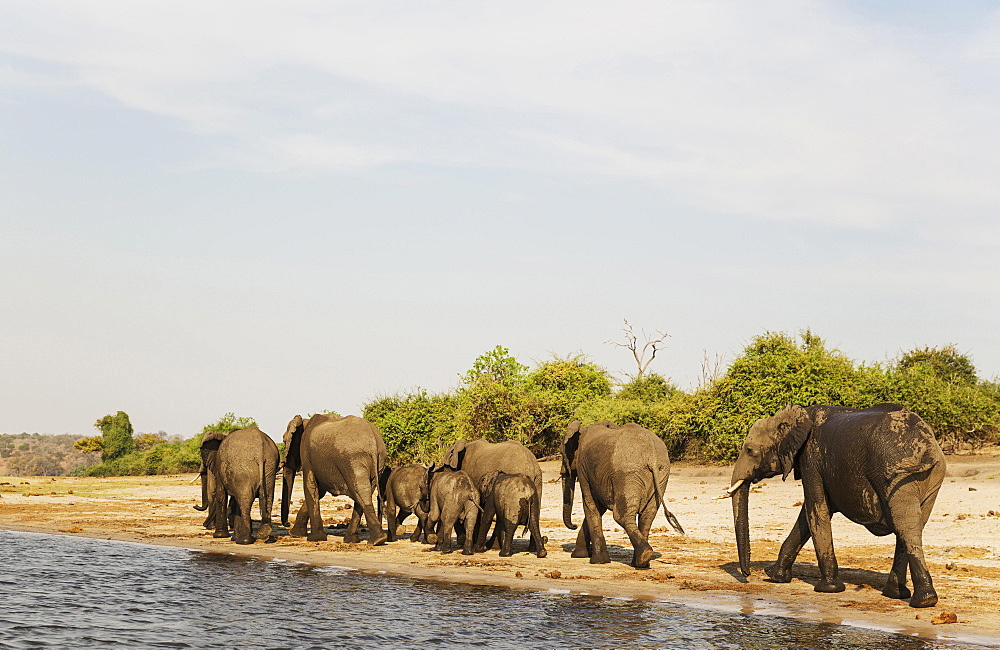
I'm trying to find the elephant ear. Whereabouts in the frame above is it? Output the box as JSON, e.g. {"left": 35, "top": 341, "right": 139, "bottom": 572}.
{"left": 443, "top": 440, "right": 466, "bottom": 470}
{"left": 562, "top": 422, "right": 582, "bottom": 473}
{"left": 479, "top": 470, "right": 502, "bottom": 498}
{"left": 775, "top": 405, "right": 812, "bottom": 480}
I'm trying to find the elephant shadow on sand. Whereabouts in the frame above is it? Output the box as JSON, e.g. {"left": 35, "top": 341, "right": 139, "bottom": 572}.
{"left": 558, "top": 541, "right": 660, "bottom": 567}
{"left": 720, "top": 559, "right": 899, "bottom": 593}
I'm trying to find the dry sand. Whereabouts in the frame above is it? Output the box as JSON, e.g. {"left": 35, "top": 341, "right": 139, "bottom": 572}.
{"left": 3, "top": 452, "right": 1000, "bottom": 647}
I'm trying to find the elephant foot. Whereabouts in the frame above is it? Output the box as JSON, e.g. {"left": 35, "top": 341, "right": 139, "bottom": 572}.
{"left": 233, "top": 537, "right": 254, "bottom": 545}
{"left": 367, "top": 532, "right": 387, "bottom": 547}
{"left": 461, "top": 548, "right": 474, "bottom": 556}
{"left": 256, "top": 524, "right": 273, "bottom": 540}
{"left": 499, "top": 549, "right": 513, "bottom": 558}
{"left": 343, "top": 533, "right": 361, "bottom": 544}
{"left": 212, "top": 530, "right": 231, "bottom": 539}
{"left": 881, "top": 581, "right": 911, "bottom": 600}
{"left": 306, "top": 530, "right": 328, "bottom": 542}
{"left": 764, "top": 563, "right": 792, "bottom": 583}
{"left": 909, "top": 589, "right": 938, "bottom": 608}
{"left": 427, "top": 533, "right": 438, "bottom": 545}
{"left": 634, "top": 547, "right": 655, "bottom": 569}
{"left": 571, "top": 547, "right": 590, "bottom": 559}
{"left": 814, "top": 580, "right": 846, "bottom": 593}
{"left": 288, "top": 526, "right": 308, "bottom": 538}
{"left": 589, "top": 551, "right": 611, "bottom": 565}
{"left": 536, "top": 548, "right": 547, "bottom": 559}
{"left": 409, "top": 534, "right": 422, "bottom": 543}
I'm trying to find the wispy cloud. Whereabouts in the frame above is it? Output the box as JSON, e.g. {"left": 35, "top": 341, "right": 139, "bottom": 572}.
{"left": 2, "top": 1, "right": 1000, "bottom": 231}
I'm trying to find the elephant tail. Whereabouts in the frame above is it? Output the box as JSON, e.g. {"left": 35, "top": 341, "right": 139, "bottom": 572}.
{"left": 651, "top": 464, "right": 685, "bottom": 535}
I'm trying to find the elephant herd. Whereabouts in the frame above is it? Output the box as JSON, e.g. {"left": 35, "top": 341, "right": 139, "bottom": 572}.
{"left": 196, "top": 403, "right": 946, "bottom": 609}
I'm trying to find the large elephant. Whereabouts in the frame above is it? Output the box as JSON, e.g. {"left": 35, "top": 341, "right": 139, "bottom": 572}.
{"left": 721, "top": 403, "right": 945, "bottom": 608}
{"left": 441, "top": 438, "right": 543, "bottom": 551}
{"left": 425, "top": 465, "right": 481, "bottom": 555}
{"left": 284, "top": 414, "right": 388, "bottom": 545}
{"left": 385, "top": 464, "right": 430, "bottom": 542}
{"left": 205, "top": 426, "right": 279, "bottom": 545}
{"left": 478, "top": 470, "right": 547, "bottom": 558}
{"left": 562, "top": 420, "right": 684, "bottom": 568}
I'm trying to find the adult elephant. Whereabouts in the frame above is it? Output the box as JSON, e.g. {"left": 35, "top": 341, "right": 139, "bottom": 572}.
{"left": 441, "top": 438, "right": 543, "bottom": 552}
{"left": 205, "top": 426, "right": 279, "bottom": 545}
{"left": 284, "top": 414, "right": 388, "bottom": 545}
{"left": 720, "top": 403, "right": 945, "bottom": 608}
{"left": 562, "top": 420, "right": 684, "bottom": 568}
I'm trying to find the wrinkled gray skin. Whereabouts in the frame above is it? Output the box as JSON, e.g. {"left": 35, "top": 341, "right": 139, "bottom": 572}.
{"left": 729, "top": 403, "right": 945, "bottom": 608}
{"left": 442, "top": 439, "right": 543, "bottom": 552}
{"left": 562, "top": 420, "right": 684, "bottom": 568}
{"left": 385, "top": 464, "right": 429, "bottom": 542}
{"left": 206, "top": 426, "right": 279, "bottom": 545}
{"left": 194, "top": 430, "right": 230, "bottom": 529}
{"left": 280, "top": 416, "right": 309, "bottom": 527}
{"left": 477, "top": 470, "right": 547, "bottom": 558}
{"left": 426, "top": 465, "right": 481, "bottom": 555}
{"left": 284, "top": 414, "right": 388, "bottom": 545}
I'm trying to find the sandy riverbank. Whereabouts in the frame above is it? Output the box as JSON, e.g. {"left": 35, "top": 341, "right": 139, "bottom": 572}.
{"left": 3, "top": 453, "right": 1000, "bottom": 646}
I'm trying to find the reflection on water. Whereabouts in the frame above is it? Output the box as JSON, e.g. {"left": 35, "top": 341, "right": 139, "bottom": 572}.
{"left": 0, "top": 530, "right": 985, "bottom": 649}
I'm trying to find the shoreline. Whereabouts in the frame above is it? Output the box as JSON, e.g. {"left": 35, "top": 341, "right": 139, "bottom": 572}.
{"left": 4, "top": 522, "right": 996, "bottom": 647}
{"left": 3, "top": 455, "right": 1000, "bottom": 647}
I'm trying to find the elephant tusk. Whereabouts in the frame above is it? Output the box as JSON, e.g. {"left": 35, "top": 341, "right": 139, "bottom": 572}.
{"left": 712, "top": 479, "right": 745, "bottom": 500}
{"left": 189, "top": 475, "right": 202, "bottom": 485}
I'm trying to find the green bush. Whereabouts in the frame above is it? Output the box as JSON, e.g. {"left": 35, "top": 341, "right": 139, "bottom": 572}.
{"left": 363, "top": 389, "right": 458, "bottom": 465}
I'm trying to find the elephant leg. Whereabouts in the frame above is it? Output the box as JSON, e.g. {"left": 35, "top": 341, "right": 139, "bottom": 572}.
{"left": 302, "top": 469, "right": 327, "bottom": 542}
{"left": 804, "top": 490, "right": 843, "bottom": 593}
{"left": 386, "top": 502, "right": 398, "bottom": 542}
{"left": 882, "top": 536, "right": 912, "bottom": 600}
{"left": 528, "top": 495, "right": 547, "bottom": 558}
{"left": 571, "top": 521, "right": 591, "bottom": 558}
{"left": 766, "top": 507, "right": 811, "bottom": 583}
{"left": 392, "top": 509, "right": 411, "bottom": 542}
{"left": 498, "top": 515, "right": 516, "bottom": 557}
{"left": 289, "top": 501, "right": 311, "bottom": 537}
{"left": 344, "top": 501, "right": 364, "bottom": 543}
{"left": 579, "top": 479, "right": 610, "bottom": 564}
{"left": 886, "top": 484, "right": 938, "bottom": 608}
{"left": 413, "top": 503, "right": 429, "bottom": 543}
{"left": 455, "top": 520, "right": 467, "bottom": 548}
{"left": 620, "top": 496, "right": 657, "bottom": 569}
{"left": 233, "top": 494, "right": 255, "bottom": 545}
{"left": 461, "top": 506, "right": 478, "bottom": 556}
{"left": 475, "top": 501, "right": 496, "bottom": 552}
{"left": 212, "top": 488, "right": 232, "bottom": 539}
{"left": 345, "top": 469, "right": 386, "bottom": 546}
{"left": 437, "top": 511, "right": 455, "bottom": 552}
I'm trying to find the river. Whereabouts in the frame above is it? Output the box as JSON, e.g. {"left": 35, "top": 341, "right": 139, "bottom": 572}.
{"left": 0, "top": 529, "right": 984, "bottom": 648}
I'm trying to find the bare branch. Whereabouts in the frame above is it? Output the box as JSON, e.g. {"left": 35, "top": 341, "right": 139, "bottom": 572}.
{"left": 606, "top": 319, "right": 670, "bottom": 379}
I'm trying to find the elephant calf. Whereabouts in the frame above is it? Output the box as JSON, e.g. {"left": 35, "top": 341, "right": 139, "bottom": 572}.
{"left": 477, "top": 471, "right": 547, "bottom": 558}
{"left": 207, "top": 426, "right": 279, "bottom": 545}
{"left": 385, "top": 464, "right": 429, "bottom": 543}
{"left": 426, "top": 465, "right": 481, "bottom": 555}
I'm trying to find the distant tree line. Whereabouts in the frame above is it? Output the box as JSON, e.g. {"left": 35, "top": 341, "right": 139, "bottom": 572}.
{"left": 5, "top": 328, "right": 998, "bottom": 478}
{"left": 364, "top": 332, "right": 1000, "bottom": 465}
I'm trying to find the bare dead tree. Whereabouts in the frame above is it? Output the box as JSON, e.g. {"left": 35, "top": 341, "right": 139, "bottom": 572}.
{"left": 606, "top": 319, "right": 670, "bottom": 380}
{"left": 697, "top": 349, "right": 726, "bottom": 390}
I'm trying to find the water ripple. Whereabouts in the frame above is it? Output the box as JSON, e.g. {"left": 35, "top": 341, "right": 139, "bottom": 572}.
{"left": 0, "top": 529, "right": 985, "bottom": 649}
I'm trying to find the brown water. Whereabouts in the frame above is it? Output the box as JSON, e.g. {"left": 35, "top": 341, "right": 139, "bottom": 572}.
{"left": 0, "top": 530, "right": 986, "bottom": 649}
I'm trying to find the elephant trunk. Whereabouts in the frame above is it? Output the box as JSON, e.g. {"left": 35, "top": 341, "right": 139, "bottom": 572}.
{"left": 733, "top": 480, "right": 751, "bottom": 577}
{"left": 281, "top": 465, "right": 296, "bottom": 527}
{"left": 562, "top": 473, "right": 577, "bottom": 530}
{"left": 193, "top": 467, "right": 209, "bottom": 511}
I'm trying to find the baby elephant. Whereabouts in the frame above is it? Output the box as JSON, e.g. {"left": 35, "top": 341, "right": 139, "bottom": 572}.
{"left": 426, "top": 465, "right": 481, "bottom": 555}
{"left": 477, "top": 470, "right": 547, "bottom": 558}
{"left": 384, "top": 464, "right": 429, "bottom": 542}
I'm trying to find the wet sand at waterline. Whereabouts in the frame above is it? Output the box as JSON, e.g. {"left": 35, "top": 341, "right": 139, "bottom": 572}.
{"left": 3, "top": 453, "right": 1000, "bottom": 646}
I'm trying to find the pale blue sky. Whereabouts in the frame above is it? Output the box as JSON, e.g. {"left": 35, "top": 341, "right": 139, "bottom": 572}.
{"left": 3, "top": 1, "right": 999, "bottom": 438}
